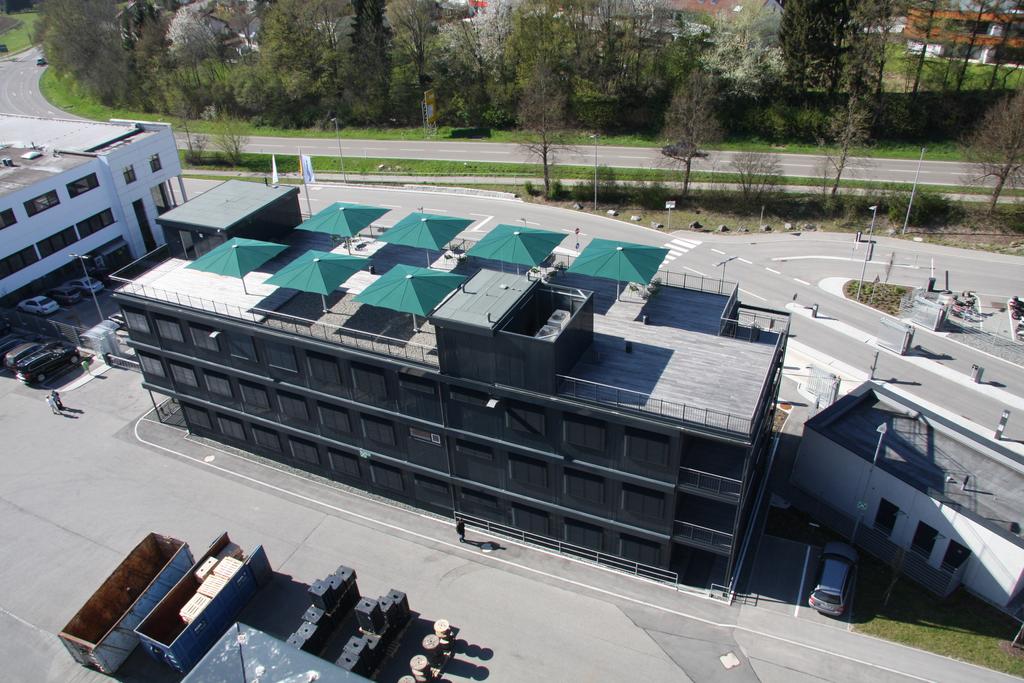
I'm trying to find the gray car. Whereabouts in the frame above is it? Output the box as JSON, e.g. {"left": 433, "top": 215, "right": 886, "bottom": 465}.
{"left": 807, "top": 541, "right": 858, "bottom": 617}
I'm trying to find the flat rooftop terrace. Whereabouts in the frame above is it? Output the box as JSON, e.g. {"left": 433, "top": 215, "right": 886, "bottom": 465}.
{"left": 816, "top": 390, "right": 1024, "bottom": 545}
{"left": 0, "top": 114, "right": 149, "bottom": 153}
{"left": 117, "top": 228, "right": 785, "bottom": 434}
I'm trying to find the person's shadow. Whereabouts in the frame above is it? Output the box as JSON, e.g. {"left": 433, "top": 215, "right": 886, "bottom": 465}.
{"left": 61, "top": 407, "right": 84, "bottom": 414}
{"left": 464, "top": 539, "right": 505, "bottom": 553}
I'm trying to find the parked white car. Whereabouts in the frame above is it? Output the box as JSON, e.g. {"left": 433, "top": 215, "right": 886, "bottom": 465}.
{"left": 64, "top": 276, "right": 104, "bottom": 294}
{"left": 16, "top": 296, "right": 60, "bottom": 316}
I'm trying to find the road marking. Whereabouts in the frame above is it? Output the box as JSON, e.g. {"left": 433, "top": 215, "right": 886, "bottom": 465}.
{"left": 670, "top": 238, "right": 702, "bottom": 248}
{"left": 739, "top": 288, "right": 767, "bottom": 302}
{"left": 765, "top": 267, "right": 781, "bottom": 275}
{"left": 794, "top": 278, "right": 811, "bottom": 286}
{"left": 132, "top": 417, "right": 943, "bottom": 683}
{"left": 470, "top": 216, "right": 494, "bottom": 232}
{"left": 795, "top": 546, "right": 812, "bottom": 618}
{"left": 711, "top": 248, "right": 726, "bottom": 255}
{"left": 738, "top": 258, "right": 752, "bottom": 264}
{"left": 470, "top": 213, "right": 491, "bottom": 217}
{"left": 663, "top": 254, "right": 677, "bottom": 261}
{"left": 423, "top": 208, "right": 448, "bottom": 213}
{"left": 399, "top": 148, "right": 426, "bottom": 152}
{"left": 684, "top": 266, "right": 707, "bottom": 276}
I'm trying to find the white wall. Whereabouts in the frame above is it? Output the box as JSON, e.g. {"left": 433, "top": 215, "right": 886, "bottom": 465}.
{"left": 792, "top": 428, "right": 1024, "bottom": 608}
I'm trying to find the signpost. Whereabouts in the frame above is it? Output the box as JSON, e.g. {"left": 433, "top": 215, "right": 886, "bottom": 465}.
{"left": 665, "top": 200, "right": 676, "bottom": 232}
{"left": 423, "top": 90, "right": 438, "bottom": 134}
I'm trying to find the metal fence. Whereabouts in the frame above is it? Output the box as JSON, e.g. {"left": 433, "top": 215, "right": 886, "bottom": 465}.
{"left": 455, "top": 511, "right": 680, "bottom": 586}
{"left": 679, "top": 467, "right": 742, "bottom": 499}
{"left": 672, "top": 520, "right": 734, "bottom": 553}
{"left": 945, "top": 316, "right": 1024, "bottom": 366}
{"left": 556, "top": 374, "right": 753, "bottom": 436}
{"left": 548, "top": 253, "right": 736, "bottom": 297}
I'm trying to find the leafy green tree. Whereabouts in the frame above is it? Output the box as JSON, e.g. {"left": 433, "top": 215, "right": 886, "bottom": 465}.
{"left": 349, "top": 0, "right": 392, "bottom": 123}
{"left": 701, "top": 3, "right": 784, "bottom": 99}
{"left": 780, "top": 0, "right": 850, "bottom": 94}
{"left": 39, "top": 0, "right": 130, "bottom": 105}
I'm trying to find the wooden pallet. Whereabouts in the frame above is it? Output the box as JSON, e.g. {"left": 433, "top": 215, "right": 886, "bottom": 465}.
{"left": 179, "top": 594, "right": 211, "bottom": 624}
{"left": 213, "top": 556, "right": 243, "bottom": 579}
{"left": 194, "top": 557, "right": 218, "bottom": 582}
{"left": 197, "top": 573, "right": 228, "bottom": 598}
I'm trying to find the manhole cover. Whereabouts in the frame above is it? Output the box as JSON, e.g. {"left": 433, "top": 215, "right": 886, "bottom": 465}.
{"left": 719, "top": 652, "right": 741, "bottom": 670}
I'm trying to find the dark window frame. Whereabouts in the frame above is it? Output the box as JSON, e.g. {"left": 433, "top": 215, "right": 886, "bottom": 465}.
{"left": 911, "top": 521, "right": 939, "bottom": 557}
{"left": 203, "top": 371, "right": 233, "bottom": 398}
{"left": 149, "top": 153, "right": 162, "bottom": 173}
{"left": 564, "top": 415, "right": 606, "bottom": 452}
{"left": 239, "top": 381, "right": 271, "bottom": 412}
{"left": 362, "top": 415, "right": 397, "bottom": 446}
{"left": 217, "top": 414, "right": 246, "bottom": 440}
{"left": 168, "top": 361, "right": 198, "bottom": 388}
{"left": 266, "top": 341, "right": 298, "bottom": 373}
{"left": 35, "top": 226, "right": 79, "bottom": 258}
{"left": 123, "top": 309, "right": 151, "bottom": 334}
{"left": 182, "top": 404, "right": 212, "bottom": 430}
{"left": 66, "top": 173, "right": 99, "bottom": 198}
{"left": 137, "top": 352, "right": 166, "bottom": 378}
{"left": 0, "top": 207, "right": 15, "bottom": 229}
{"left": 189, "top": 324, "right": 221, "bottom": 352}
{"left": 252, "top": 425, "right": 282, "bottom": 452}
{"left": 277, "top": 391, "right": 310, "bottom": 421}
{"left": 874, "top": 498, "right": 900, "bottom": 535}
{"left": 509, "top": 453, "right": 548, "bottom": 489}
{"left": 621, "top": 484, "right": 665, "bottom": 520}
{"left": 123, "top": 165, "right": 137, "bottom": 184}
{"left": 154, "top": 316, "right": 184, "bottom": 343}
{"left": 24, "top": 189, "right": 60, "bottom": 217}
{"left": 564, "top": 468, "right": 605, "bottom": 504}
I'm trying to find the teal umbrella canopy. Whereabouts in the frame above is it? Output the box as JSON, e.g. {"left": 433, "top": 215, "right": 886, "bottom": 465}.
{"left": 467, "top": 224, "right": 565, "bottom": 268}
{"left": 378, "top": 212, "right": 473, "bottom": 251}
{"left": 186, "top": 238, "right": 287, "bottom": 279}
{"left": 354, "top": 264, "right": 466, "bottom": 317}
{"left": 264, "top": 250, "right": 366, "bottom": 295}
{"left": 567, "top": 238, "right": 669, "bottom": 285}
{"left": 296, "top": 202, "right": 390, "bottom": 239}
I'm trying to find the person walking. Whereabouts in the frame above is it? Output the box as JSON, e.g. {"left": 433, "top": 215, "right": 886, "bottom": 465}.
{"left": 46, "top": 394, "right": 60, "bottom": 415}
{"left": 50, "top": 390, "right": 64, "bottom": 412}
{"left": 456, "top": 520, "right": 466, "bottom": 543}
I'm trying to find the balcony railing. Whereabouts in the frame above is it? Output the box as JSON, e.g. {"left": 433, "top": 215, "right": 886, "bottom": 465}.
{"left": 548, "top": 253, "right": 736, "bottom": 297}
{"left": 556, "top": 374, "right": 753, "bottom": 436}
{"left": 673, "top": 520, "right": 734, "bottom": 552}
{"left": 679, "top": 467, "right": 742, "bottom": 499}
{"left": 116, "top": 280, "right": 439, "bottom": 367}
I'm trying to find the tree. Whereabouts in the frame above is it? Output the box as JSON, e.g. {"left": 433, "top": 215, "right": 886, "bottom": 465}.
{"left": 905, "top": 0, "right": 948, "bottom": 96}
{"left": 660, "top": 71, "right": 722, "bottom": 197}
{"left": 824, "top": 96, "right": 872, "bottom": 196}
{"left": 779, "top": 0, "right": 850, "bottom": 94}
{"left": 213, "top": 118, "right": 250, "bottom": 167}
{"left": 388, "top": 0, "right": 437, "bottom": 89}
{"left": 731, "top": 152, "right": 782, "bottom": 206}
{"left": 954, "top": 0, "right": 995, "bottom": 91}
{"left": 985, "top": 1, "right": 1024, "bottom": 90}
{"left": 39, "top": 0, "right": 131, "bottom": 105}
{"left": 518, "top": 62, "right": 568, "bottom": 198}
{"left": 349, "top": 0, "right": 392, "bottom": 123}
{"left": 701, "top": 3, "right": 784, "bottom": 99}
{"left": 964, "top": 89, "right": 1024, "bottom": 212}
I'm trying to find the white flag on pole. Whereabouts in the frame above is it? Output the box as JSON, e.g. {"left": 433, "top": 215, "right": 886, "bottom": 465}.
{"left": 271, "top": 154, "right": 279, "bottom": 185}
{"left": 300, "top": 154, "right": 316, "bottom": 184}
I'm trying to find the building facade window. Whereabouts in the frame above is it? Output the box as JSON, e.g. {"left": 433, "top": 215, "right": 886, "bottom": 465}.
{"left": 154, "top": 316, "right": 184, "bottom": 343}
{"left": 182, "top": 404, "right": 212, "bottom": 430}
{"left": 507, "top": 401, "right": 546, "bottom": 437}
{"left": 456, "top": 439, "right": 492, "bottom": 460}
{"left": 252, "top": 425, "right": 281, "bottom": 452}
{"left": 228, "top": 335, "right": 257, "bottom": 361}
{"left": 620, "top": 535, "right": 661, "bottom": 566}
{"left": 564, "top": 415, "right": 606, "bottom": 452}
{"left": 149, "top": 153, "right": 162, "bottom": 172}
{"left": 217, "top": 414, "right": 245, "bottom": 440}
{"left": 564, "top": 518, "right": 603, "bottom": 550}
{"left": 511, "top": 504, "right": 550, "bottom": 535}
{"left": 189, "top": 324, "right": 221, "bottom": 352}
{"left": 0, "top": 208, "right": 15, "bottom": 229}
{"left": 564, "top": 468, "right": 605, "bottom": 504}
{"left": 239, "top": 381, "right": 271, "bottom": 413}
{"left": 278, "top": 391, "right": 310, "bottom": 421}
{"left": 123, "top": 309, "right": 151, "bottom": 334}
{"left": 66, "top": 173, "right": 99, "bottom": 198}
{"left": 409, "top": 427, "right": 441, "bottom": 445}
{"left": 266, "top": 342, "right": 298, "bottom": 372}
{"left": 509, "top": 454, "right": 548, "bottom": 489}
{"left": 624, "top": 429, "right": 670, "bottom": 467}
{"left": 169, "top": 361, "right": 198, "bottom": 388}
{"left": 123, "top": 165, "right": 137, "bottom": 184}
{"left": 0, "top": 245, "right": 39, "bottom": 278}
{"left": 371, "top": 462, "right": 404, "bottom": 491}
{"left": 204, "top": 371, "right": 233, "bottom": 398}
{"left": 911, "top": 521, "right": 939, "bottom": 557}
{"left": 136, "top": 352, "right": 166, "bottom": 377}
{"left": 328, "top": 448, "right": 361, "bottom": 477}
{"left": 75, "top": 209, "right": 115, "bottom": 238}
{"left": 289, "top": 438, "right": 320, "bottom": 465}
{"left": 362, "top": 415, "right": 396, "bottom": 446}
{"left": 307, "top": 351, "right": 343, "bottom": 387}
{"left": 24, "top": 189, "right": 60, "bottom": 217}
{"left": 36, "top": 226, "right": 79, "bottom": 258}
{"left": 318, "top": 403, "right": 352, "bottom": 434}
{"left": 874, "top": 498, "right": 900, "bottom": 535}
{"left": 621, "top": 484, "right": 665, "bottom": 520}
{"left": 941, "top": 540, "right": 971, "bottom": 571}
{"left": 352, "top": 363, "right": 389, "bottom": 403}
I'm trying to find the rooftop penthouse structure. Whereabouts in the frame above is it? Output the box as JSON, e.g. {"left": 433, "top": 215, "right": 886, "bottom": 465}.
{"left": 115, "top": 181, "right": 788, "bottom": 589}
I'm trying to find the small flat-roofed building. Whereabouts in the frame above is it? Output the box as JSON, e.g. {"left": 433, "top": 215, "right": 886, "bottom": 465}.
{"left": 114, "top": 183, "right": 788, "bottom": 591}
{"left": 0, "top": 114, "right": 182, "bottom": 304}
{"left": 792, "top": 382, "right": 1024, "bottom": 614}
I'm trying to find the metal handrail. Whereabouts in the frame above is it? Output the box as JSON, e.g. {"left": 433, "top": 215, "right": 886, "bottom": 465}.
{"left": 116, "top": 280, "right": 439, "bottom": 367}
{"left": 673, "top": 520, "right": 734, "bottom": 550}
{"left": 679, "top": 467, "right": 742, "bottom": 498}
{"left": 548, "top": 253, "right": 736, "bottom": 296}
{"left": 454, "top": 512, "right": 679, "bottom": 586}
{"left": 556, "top": 374, "right": 753, "bottom": 436}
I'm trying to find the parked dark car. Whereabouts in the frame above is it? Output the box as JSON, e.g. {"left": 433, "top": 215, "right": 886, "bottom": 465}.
{"left": 4, "top": 341, "right": 63, "bottom": 371}
{"left": 47, "top": 286, "right": 83, "bottom": 306}
{"left": 36, "top": 56, "right": 47, "bottom": 66}
{"left": 14, "top": 344, "right": 80, "bottom": 384}
{"left": 807, "top": 542, "right": 859, "bottom": 617}
{"left": 0, "top": 44, "right": 8, "bottom": 53}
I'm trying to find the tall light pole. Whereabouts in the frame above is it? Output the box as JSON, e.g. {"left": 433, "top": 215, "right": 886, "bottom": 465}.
{"left": 902, "top": 147, "right": 926, "bottom": 235}
{"left": 331, "top": 116, "right": 347, "bottom": 182}
{"left": 856, "top": 204, "right": 879, "bottom": 302}
{"left": 853, "top": 423, "right": 888, "bottom": 540}
{"left": 69, "top": 253, "right": 104, "bottom": 325}
{"left": 590, "top": 133, "right": 599, "bottom": 212}
{"left": 715, "top": 255, "right": 738, "bottom": 280}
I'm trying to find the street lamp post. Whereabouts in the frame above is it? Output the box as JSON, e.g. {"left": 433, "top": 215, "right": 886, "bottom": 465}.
{"left": 331, "top": 117, "right": 347, "bottom": 182}
{"left": 590, "top": 134, "right": 599, "bottom": 212}
{"left": 715, "top": 255, "right": 738, "bottom": 280}
{"left": 69, "top": 253, "right": 104, "bottom": 324}
{"left": 856, "top": 204, "right": 879, "bottom": 302}
{"left": 853, "top": 423, "right": 888, "bottom": 540}
{"left": 902, "top": 147, "right": 926, "bottom": 235}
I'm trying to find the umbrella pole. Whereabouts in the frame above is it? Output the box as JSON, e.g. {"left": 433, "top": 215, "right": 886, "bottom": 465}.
{"left": 412, "top": 313, "right": 419, "bottom": 333}
{"left": 321, "top": 293, "right": 328, "bottom": 313}
{"left": 242, "top": 277, "right": 249, "bottom": 295}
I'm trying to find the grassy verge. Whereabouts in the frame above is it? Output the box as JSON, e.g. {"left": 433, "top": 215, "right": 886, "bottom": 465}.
{"left": 0, "top": 11, "right": 39, "bottom": 55}
{"left": 842, "top": 281, "right": 911, "bottom": 315}
{"left": 42, "top": 69, "right": 965, "bottom": 162}
{"left": 765, "top": 507, "right": 1024, "bottom": 677}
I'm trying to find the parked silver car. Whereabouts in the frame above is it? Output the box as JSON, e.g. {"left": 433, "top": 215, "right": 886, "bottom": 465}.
{"left": 807, "top": 541, "right": 858, "bottom": 617}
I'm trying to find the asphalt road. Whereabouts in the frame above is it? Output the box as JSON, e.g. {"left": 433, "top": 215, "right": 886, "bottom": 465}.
{"left": 193, "top": 177, "right": 1024, "bottom": 439}
{"left": 0, "top": 52, "right": 982, "bottom": 187}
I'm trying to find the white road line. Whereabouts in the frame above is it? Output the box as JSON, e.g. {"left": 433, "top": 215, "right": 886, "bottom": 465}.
{"left": 663, "top": 254, "right": 677, "bottom": 261}
{"left": 684, "top": 266, "right": 707, "bottom": 276}
{"left": 470, "top": 213, "right": 491, "bottom": 217}
{"left": 738, "top": 258, "right": 752, "bottom": 264}
{"left": 794, "top": 278, "right": 811, "bottom": 286}
{"left": 671, "top": 238, "right": 701, "bottom": 248}
{"left": 399, "top": 148, "right": 426, "bottom": 152}
{"left": 423, "top": 208, "right": 448, "bottom": 213}
{"left": 765, "top": 267, "right": 781, "bottom": 275}
{"left": 795, "top": 546, "right": 812, "bottom": 618}
{"left": 470, "top": 216, "right": 494, "bottom": 232}
{"left": 711, "top": 248, "right": 726, "bottom": 255}
{"left": 739, "top": 288, "right": 767, "bottom": 302}
{"left": 132, "top": 417, "right": 943, "bottom": 683}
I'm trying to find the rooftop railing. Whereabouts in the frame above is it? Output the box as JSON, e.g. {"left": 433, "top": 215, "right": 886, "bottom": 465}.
{"left": 673, "top": 521, "right": 734, "bottom": 552}
{"left": 679, "top": 467, "right": 742, "bottom": 499}
{"left": 115, "top": 280, "right": 439, "bottom": 367}
{"left": 547, "top": 253, "right": 737, "bottom": 297}
{"left": 555, "top": 374, "right": 753, "bottom": 436}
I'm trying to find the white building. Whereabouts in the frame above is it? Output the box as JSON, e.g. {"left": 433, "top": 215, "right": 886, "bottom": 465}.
{"left": 792, "top": 382, "right": 1024, "bottom": 616}
{"left": 0, "top": 115, "right": 185, "bottom": 305}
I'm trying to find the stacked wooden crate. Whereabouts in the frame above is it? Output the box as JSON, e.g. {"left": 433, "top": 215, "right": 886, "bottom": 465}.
{"left": 178, "top": 556, "right": 244, "bottom": 624}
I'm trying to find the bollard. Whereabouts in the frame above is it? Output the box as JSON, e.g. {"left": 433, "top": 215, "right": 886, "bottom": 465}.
{"left": 995, "top": 410, "right": 1010, "bottom": 441}
{"left": 970, "top": 364, "right": 983, "bottom": 383}
{"left": 811, "top": 304, "right": 819, "bottom": 319}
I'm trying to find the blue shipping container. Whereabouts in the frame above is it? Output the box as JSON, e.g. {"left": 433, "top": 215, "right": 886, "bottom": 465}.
{"left": 58, "top": 533, "right": 194, "bottom": 674}
{"left": 133, "top": 532, "right": 272, "bottom": 673}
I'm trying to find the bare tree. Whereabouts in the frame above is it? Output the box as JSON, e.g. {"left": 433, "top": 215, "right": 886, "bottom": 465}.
{"left": 825, "top": 97, "right": 872, "bottom": 196}
{"left": 660, "top": 72, "right": 722, "bottom": 197}
{"left": 518, "top": 62, "right": 568, "bottom": 198}
{"left": 388, "top": 0, "right": 438, "bottom": 88}
{"left": 213, "top": 119, "right": 250, "bottom": 166}
{"left": 731, "top": 152, "right": 782, "bottom": 206}
{"left": 964, "top": 89, "right": 1024, "bottom": 213}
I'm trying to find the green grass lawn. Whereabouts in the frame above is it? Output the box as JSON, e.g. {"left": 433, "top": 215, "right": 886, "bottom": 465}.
{"left": 883, "top": 43, "right": 1024, "bottom": 93}
{"left": 0, "top": 11, "right": 39, "bottom": 55}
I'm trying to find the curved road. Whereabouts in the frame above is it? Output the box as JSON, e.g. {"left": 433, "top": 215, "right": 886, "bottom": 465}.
{"left": 1, "top": 53, "right": 980, "bottom": 187}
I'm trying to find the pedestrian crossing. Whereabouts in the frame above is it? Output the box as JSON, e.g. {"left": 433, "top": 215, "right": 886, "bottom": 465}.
{"left": 662, "top": 237, "right": 702, "bottom": 263}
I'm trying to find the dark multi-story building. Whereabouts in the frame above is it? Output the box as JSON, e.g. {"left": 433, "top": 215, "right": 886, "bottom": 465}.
{"left": 114, "top": 182, "right": 788, "bottom": 589}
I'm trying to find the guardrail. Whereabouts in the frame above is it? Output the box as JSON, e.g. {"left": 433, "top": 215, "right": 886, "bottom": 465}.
{"left": 548, "top": 253, "right": 736, "bottom": 297}
{"left": 672, "top": 520, "right": 734, "bottom": 552}
{"left": 679, "top": 467, "right": 742, "bottom": 499}
{"left": 116, "top": 281, "right": 439, "bottom": 367}
{"left": 455, "top": 512, "right": 679, "bottom": 586}
{"left": 556, "top": 374, "right": 753, "bottom": 436}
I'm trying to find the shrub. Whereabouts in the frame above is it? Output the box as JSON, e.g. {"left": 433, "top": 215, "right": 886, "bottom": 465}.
{"left": 523, "top": 180, "right": 538, "bottom": 196}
